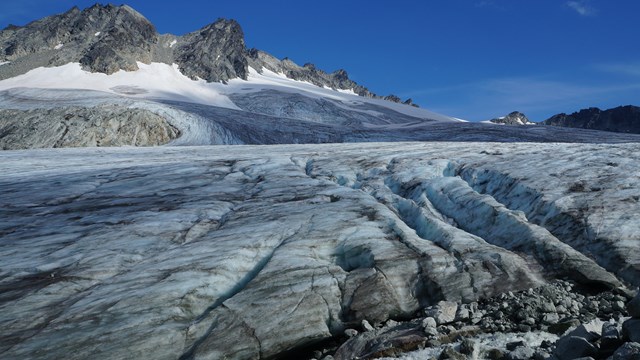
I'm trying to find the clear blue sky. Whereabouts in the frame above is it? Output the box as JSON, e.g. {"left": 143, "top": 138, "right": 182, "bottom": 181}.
{"left": 1, "top": 0, "right": 639, "bottom": 121}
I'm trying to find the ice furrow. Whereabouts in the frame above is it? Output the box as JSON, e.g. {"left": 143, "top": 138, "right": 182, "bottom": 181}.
{"left": 180, "top": 225, "right": 302, "bottom": 359}
{"left": 420, "top": 176, "right": 621, "bottom": 289}
{"left": 454, "top": 164, "right": 640, "bottom": 286}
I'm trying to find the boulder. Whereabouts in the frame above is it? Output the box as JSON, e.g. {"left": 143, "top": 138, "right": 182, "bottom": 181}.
{"left": 612, "top": 342, "right": 640, "bottom": 360}
{"left": 553, "top": 336, "right": 598, "bottom": 360}
{"left": 629, "top": 292, "right": 640, "bottom": 318}
{"left": 425, "top": 301, "right": 458, "bottom": 325}
{"left": 506, "top": 346, "right": 535, "bottom": 360}
{"left": 623, "top": 319, "right": 640, "bottom": 342}
{"left": 459, "top": 338, "right": 477, "bottom": 355}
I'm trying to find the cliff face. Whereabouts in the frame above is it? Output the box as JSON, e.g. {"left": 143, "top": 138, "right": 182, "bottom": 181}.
{"left": 543, "top": 105, "right": 640, "bottom": 134}
{"left": 1, "top": 5, "right": 158, "bottom": 74}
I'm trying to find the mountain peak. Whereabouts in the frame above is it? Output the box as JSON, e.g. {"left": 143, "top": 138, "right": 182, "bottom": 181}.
{"left": 0, "top": 3, "right": 417, "bottom": 105}
{"left": 489, "top": 111, "right": 533, "bottom": 125}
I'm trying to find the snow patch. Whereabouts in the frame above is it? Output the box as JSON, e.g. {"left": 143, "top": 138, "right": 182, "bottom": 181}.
{"left": 336, "top": 88, "right": 358, "bottom": 95}
{"left": 0, "top": 61, "right": 10, "bottom": 66}
{"left": 0, "top": 62, "right": 240, "bottom": 110}
{"left": 169, "top": 39, "right": 177, "bottom": 48}
{"left": 95, "top": 32, "right": 101, "bottom": 36}
{"left": 54, "top": 43, "right": 63, "bottom": 50}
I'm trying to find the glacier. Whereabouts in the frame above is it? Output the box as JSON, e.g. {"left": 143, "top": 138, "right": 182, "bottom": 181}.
{"left": 3, "top": 63, "right": 640, "bottom": 150}
{"left": 1, "top": 142, "right": 638, "bottom": 359}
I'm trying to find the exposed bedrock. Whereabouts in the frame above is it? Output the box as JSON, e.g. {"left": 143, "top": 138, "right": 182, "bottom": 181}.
{"left": 0, "top": 105, "right": 180, "bottom": 149}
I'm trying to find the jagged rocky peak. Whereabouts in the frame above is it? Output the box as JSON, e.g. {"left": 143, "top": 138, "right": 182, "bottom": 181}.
{"left": 0, "top": 3, "right": 158, "bottom": 74}
{"left": 0, "top": 3, "right": 419, "bottom": 105}
{"left": 490, "top": 111, "right": 534, "bottom": 125}
{"left": 78, "top": 4, "right": 158, "bottom": 74}
{"left": 176, "top": 18, "right": 248, "bottom": 83}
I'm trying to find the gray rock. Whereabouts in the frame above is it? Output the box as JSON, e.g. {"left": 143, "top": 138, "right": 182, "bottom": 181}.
{"left": 439, "top": 346, "right": 466, "bottom": 360}
{"left": 425, "top": 301, "right": 458, "bottom": 325}
{"left": 506, "top": 346, "right": 535, "bottom": 360}
{"left": 344, "top": 329, "right": 358, "bottom": 338}
{"left": 361, "top": 319, "right": 374, "bottom": 332}
{"left": 506, "top": 341, "right": 526, "bottom": 351}
{"left": 612, "top": 342, "right": 640, "bottom": 360}
{"left": 542, "top": 313, "right": 560, "bottom": 325}
{"left": 566, "top": 321, "right": 603, "bottom": 342}
{"left": 623, "top": 319, "right": 640, "bottom": 342}
{"left": 553, "top": 336, "right": 598, "bottom": 360}
{"left": 455, "top": 306, "right": 470, "bottom": 322}
{"left": 333, "top": 323, "right": 427, "bottom": 360}
{"left": 629, "top": 292, "right": 640, "bottom": 318}
{"left": 459, "top": 338, "right": 477, "bottom": 355}
{"left": 601, "top": 322, "right": 622, "bottom": 350}
{"left": 533, "top": 350, "right": 551, "bottom": 360}
{"left": 422, "top": 316, "right": 438, "bottom": 336}
{"left": 0, "top": 105, "right": 180, "bottom": 149}
{"left": 486, "top": 348, "right": 506, "bottom": 360}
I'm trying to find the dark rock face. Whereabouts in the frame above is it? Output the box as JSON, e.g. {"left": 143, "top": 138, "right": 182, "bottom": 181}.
{"left": 0, "top": 4, "right": 158, "bottom": 74}
{"left": 542, "top": 105, "right": 640, "bottom": 134}
{"left": 489, "top": 111, "right": 533, "bottom": 125}
{"left": 78, "top": 5, "right": 158, "bottom": 74}
{"left": 176, "top": 19, "right": 248, "bottom": 83}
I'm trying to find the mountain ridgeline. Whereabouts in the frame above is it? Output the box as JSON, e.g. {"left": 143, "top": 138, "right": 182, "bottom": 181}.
{"left": 0, "top": 4, "right": 415, "bottom": 105}
{"left": 542, "top": 105, "right": 640, "bottom": 134}
{"left": 487, "top": 106, "right": 640, "bottom": 135}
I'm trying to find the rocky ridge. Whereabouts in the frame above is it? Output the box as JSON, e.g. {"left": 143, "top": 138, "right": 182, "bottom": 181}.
{"left": 542, "top": 105, "right": 640, "bottom": 134}
{"left": 0, "top": 4, "right": 412, "bottom": 103}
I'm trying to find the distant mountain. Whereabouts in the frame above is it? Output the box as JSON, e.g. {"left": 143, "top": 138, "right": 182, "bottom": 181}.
{"left": 489, "top": 111, "right": 534, "bottom": 125}
{"left": 0, "top": 4, "right": 411, "bottom": 104}
{"left": 542, "top": 105, "right": 640, "bottom": 134}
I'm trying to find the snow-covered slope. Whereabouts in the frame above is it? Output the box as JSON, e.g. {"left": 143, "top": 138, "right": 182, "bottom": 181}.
{"left": 3, "top": 63, "right": 640, "bottom": 148}
{"left": 1, "top": 142, "right": 637, "bottom": 359}
{"left": 0, "top": 61, "right": 459, "bottom": 122}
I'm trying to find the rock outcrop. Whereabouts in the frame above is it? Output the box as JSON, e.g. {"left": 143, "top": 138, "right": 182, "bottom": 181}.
{"left": 0, "top": 4, "right": 158, "bottom": 75}
{"left": 0, "top": 104, "right": 180, "bottom": 149}
{"left": 176, "top": 19, "right": 248, "bottom": 83}
{"left": 542, "top": 105, "right": 640, "bottom": 134}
